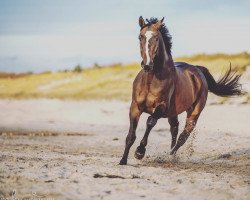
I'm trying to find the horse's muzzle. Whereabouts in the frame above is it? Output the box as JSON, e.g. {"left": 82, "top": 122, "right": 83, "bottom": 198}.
{"left": 142, "top": 64, "right": 153, "bottom": 71}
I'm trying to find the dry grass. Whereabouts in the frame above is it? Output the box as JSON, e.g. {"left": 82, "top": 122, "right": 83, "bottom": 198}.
{"left": 0, "top": 63, "right": 139, "bottom": 100}
{"left": 0, "top": 52, "right": 249, "bottom": 101}
{"left": 175, "top": 52, "right": 250, "bottom": 73}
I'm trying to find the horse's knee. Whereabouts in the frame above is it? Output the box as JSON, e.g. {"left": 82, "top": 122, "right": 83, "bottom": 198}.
{"left": 147, "top": 116, "right": 157, "bottom": 128}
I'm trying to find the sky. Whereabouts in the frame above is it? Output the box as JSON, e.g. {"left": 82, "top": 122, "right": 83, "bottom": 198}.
{"left": 0, "top": 0, "right": 249, "bottom": 72}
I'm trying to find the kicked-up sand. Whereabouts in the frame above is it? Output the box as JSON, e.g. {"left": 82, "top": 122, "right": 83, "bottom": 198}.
{"left": 0, "top": 99, "right": 249, "bottom": 200}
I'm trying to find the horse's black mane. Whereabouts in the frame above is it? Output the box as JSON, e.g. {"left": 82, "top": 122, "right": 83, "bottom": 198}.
{"left": 142, "top": 17, "right": 172, "bottom": 55}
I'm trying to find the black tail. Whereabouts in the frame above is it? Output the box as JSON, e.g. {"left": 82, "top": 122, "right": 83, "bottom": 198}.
{"left": 197, "top": 65, "right": 244, "bottom": 97}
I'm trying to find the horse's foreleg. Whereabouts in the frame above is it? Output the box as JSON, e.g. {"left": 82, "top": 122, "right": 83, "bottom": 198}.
{"left": 168, "top": 116, "right": 179, "bottom": 149}
{"left": 134, "top": 115, "right": 157, "bottom": 160}
{"left": 134, "top": 105, "right": 163, "bottom": 160}
{"left": 119, "top": 102, "right": 141, "bottom": 165}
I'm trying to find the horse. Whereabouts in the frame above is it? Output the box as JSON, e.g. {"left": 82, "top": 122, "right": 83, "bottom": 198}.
{"left": 119, "top": 16, "right": 244, "bottom": 165}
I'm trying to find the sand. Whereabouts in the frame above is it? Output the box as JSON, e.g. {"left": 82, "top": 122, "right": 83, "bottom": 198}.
{"left": 0, "top": 99, "right": 249, "bottom": 200}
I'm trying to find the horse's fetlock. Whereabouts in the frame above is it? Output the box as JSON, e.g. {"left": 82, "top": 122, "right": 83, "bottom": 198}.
{"left": 147, "top": 116, "right": 157, "bottom": 127}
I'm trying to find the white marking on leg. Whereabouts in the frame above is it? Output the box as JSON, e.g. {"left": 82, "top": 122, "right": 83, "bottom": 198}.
{"left": 145, "top": 31, "right": 153, "bottom": 65}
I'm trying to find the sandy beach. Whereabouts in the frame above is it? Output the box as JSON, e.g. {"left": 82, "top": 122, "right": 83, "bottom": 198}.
{"left": 0, "top": 99, "right": 249, "bottom": 200}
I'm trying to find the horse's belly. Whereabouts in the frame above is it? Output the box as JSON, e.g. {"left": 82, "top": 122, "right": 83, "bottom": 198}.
{"left": 175, "top": 93, "right": 194, "bottom": 114}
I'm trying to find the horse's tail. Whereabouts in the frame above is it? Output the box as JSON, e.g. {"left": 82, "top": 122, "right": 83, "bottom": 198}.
{"left": 197, "top": 65, "right": 244, "bottom": 97}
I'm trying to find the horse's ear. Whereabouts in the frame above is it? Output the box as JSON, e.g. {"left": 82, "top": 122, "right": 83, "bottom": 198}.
{"left": 154, "top": 17, "right": 164, "bottom": 29}
{"left": 139, "top": 16, "right": 145, "bottom": 28}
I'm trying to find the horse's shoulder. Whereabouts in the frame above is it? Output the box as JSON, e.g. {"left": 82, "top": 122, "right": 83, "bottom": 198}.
{"left": 133, "top": 70, "right": 143, "bottom": 82}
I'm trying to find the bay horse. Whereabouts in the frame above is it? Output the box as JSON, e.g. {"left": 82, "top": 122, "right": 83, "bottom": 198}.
{"left": 119, "top": 16, "right": 244, "bottom": 165}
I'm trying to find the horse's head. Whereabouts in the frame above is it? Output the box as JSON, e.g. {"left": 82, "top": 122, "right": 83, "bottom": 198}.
{"left": 138, "top": 16, "right": 164, "bottom": 71}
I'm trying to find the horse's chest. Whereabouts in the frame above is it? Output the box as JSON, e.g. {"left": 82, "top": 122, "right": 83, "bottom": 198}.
{"left": 135, "top": 84, "right": 165, "bottom": 113}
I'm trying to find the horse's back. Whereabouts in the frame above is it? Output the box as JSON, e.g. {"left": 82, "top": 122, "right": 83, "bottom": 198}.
{"left": 174, "top": 62, "right": 189, "bottom": 68}
{"left": 174, "top": 62, "right": 207, "bottom": 81}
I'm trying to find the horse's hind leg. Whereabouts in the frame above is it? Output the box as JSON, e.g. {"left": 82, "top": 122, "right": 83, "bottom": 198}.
{"left": 170, "top": 94, "right": 207, "bottom": 155}
{"left": 168, "top": 116, "right": 179, "bottom": 149}
{"left": 170, "top": 115, "right": 198, "bottom": 155}
{"left": 134, "top": 105, "right": 163, "bottom": 160}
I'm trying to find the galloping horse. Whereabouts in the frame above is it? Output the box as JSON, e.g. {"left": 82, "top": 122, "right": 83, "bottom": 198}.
{"left": 119, "top": 17, "right": 243, "bottom": 165}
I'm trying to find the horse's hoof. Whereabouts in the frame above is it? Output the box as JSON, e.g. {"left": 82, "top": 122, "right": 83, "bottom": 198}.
{"left": 119, "top": 159, "right": 127, "bottom": 165}
{"left": 134, "top": 146, "right": 146, "bottom": 160}
{"left": 170, "top": 149, "right": 176, "bottom": 155}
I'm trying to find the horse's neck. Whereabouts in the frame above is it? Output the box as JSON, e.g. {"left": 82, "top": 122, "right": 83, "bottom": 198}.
{"left": 154, "top": 37, "right": 175, "bottom": 77}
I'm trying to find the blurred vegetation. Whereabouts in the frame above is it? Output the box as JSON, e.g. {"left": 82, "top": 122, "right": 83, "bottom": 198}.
{"left": 175, "top": 51, "right": 250, "bottom": 73}
{"left": 0, "top": 52, "right": 249, "bottom": 101}
{"left": 73, "top": 64, "right": 82, "bottom": 73}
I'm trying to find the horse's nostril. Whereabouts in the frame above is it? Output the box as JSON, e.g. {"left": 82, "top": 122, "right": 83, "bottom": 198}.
{"left": 143, "top": 65, "right": 153, "bottom": 71}
{"left": 141, "top": 62, "right": 145, "bottom": 69}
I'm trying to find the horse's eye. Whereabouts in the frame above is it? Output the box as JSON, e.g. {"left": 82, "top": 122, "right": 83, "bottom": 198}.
{"left": 155, "top": 37, "right": 158, "bottom": 41}
{"left": 138, "top": 35, "right": 142, "bottom": 41}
